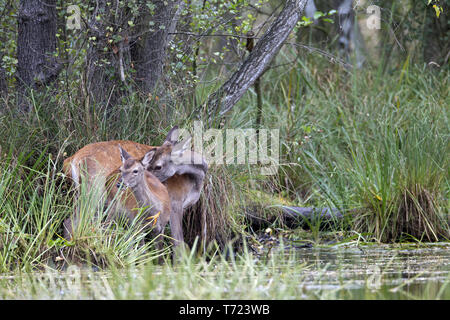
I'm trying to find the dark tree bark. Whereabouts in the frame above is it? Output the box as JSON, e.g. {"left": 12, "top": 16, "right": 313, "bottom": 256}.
{"left": 335, "top": 0, "right": 366, "bottom": 68}
{"left": 85, "top": 0, "right": 117, "bottom": 111}
{"left": 131, "top": 0, "right": 183, "bottom": 93}
{"left": 302, "top": 0, "right": 366, "bottom": 68}
{"left": 205, "top": 0, "right": 308, "bottom": 120}
{"left": 17, "top": 0, "right": 60, "bottom": 111}
{"left": 423, "top": 3, "right": 449, "bottom": 66}
{"left": 83, "top": 0, "right": 184, "bottom": 115}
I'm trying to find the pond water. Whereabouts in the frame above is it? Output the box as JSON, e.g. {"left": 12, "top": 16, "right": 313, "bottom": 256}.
{"left": 287, "top": 243, "right": 450, "bottom": 299}
{"left": 1, "top": 242, "right": 448, "bottom": 300}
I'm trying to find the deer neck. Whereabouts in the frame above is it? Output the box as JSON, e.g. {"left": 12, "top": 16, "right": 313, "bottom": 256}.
{"left": 175, "top": 163, "right": 206, "bottom": 190}
{"left": 131, "top": 173, "right": 161, "bottom": 212}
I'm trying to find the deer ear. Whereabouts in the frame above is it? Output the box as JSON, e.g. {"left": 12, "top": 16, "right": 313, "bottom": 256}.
{"left": 141, "top": 148, "right": 156, "bottom": 168}
{"left": 164, "top": 126, "right": 179, "bottom": 144}
{"left": 171, "top": 137, "right": 191, "bottom": 159}
{"left": 118, "top": 145, "right": 131, "bottom": 163}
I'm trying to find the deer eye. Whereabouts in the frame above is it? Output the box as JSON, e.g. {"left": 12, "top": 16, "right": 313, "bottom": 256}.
{"left": 154, "top": 165, "right": 162, "bottom": 171}
{"left": 133, "top": 169, "right": 139, "bottom": 174}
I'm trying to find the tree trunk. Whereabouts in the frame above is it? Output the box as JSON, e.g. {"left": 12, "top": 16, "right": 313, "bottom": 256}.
{"left": 131, "top": 0, "right": 183, "bottom": 93}
{"left": 423, "top": 3, "right": 449, "bottom": 66}
{"left": 205, "top": 0, "right": 308, "bottom": 120}
{"left": 336, "top": 0, "right": 366, "bottom": 68}
{"left": 17, "top": 0, "right": 59, "bottom": 112}
{"left": 85, "top": 0, "right": 117, "bottom": 112}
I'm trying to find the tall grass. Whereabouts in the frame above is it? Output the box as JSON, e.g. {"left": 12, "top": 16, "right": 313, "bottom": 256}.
{"left": 0, "top": 151, "right": 67, "bottom": 272}
{"left": 225, "top": 55, "right": 448, "bottom": 242}
{"left": 268, "top": 62, "right": 449, "bottom": 242}
{"left": 0, "top": 152, "right": 167, "bottom": 272}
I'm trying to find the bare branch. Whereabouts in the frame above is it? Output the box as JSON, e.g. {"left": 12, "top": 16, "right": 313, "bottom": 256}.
{"left": 204, "top": 0, "right": 308, "bottom": 122}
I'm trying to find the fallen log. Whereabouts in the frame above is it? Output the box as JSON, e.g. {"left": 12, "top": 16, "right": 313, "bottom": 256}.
{"left": 244, "top": 205, "right": 346, "bottom": 231}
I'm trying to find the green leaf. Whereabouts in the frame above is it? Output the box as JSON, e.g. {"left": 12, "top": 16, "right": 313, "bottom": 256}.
{"left": 313, "top": 11, "right": 324, "bottom": 20}
{"left": 433, "top": 5, "right": 441, "bottom": 18}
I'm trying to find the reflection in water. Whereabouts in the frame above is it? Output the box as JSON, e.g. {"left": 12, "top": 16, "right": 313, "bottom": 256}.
{"left": 288, "top": 243, "right": 450, "bottom": 299}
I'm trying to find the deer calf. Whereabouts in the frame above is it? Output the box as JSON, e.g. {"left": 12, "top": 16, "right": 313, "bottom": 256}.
{"left": 106, "top": 146, "right": 171, "bottom": 247}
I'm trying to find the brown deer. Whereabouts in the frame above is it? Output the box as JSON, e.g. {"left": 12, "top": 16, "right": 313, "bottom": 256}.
{"left": 142, "top": 139, "right": 207, "bottom": 244}
{"left": 62, "top": 127, "right": 179, "bottom": 239}
{"left": 63, "top": 126, "right": 207, "bottom": 246}
{"left": 108, "top": 146, "right": 171, "bottom": 247}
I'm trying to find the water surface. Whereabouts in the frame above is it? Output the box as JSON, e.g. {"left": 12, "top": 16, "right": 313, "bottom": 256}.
{"left": 287, "top": 243, "right": 450, "bottom": 299}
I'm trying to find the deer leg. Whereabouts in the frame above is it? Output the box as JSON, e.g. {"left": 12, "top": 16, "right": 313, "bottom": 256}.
{"left": 63, "top": 217, "right": 74, "bottom": 240}
{"left": 169, "top": 203, "right": 184, "bottom": 246}
{"left": 63, "top": 203, "right": 81, "bottom": 240}
{"left": 147, "top": 224, "right": 166, "bottom": 264}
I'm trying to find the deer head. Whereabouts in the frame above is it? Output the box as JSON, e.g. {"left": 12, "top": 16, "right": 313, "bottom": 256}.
{"left": 141, "top": 126, "right": 205, "bottom": 182}
{"left": 118, "top": 145, "right": 147, "bottom": 188}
